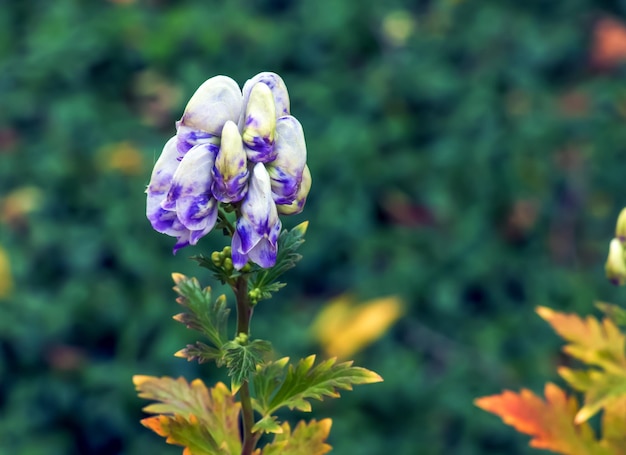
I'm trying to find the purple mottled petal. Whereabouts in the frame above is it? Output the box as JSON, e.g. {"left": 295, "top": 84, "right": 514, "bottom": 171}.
{"left": 276, "top": 164, "right": 311, "bottom": 215}
{"left": 242, "top": 83, "right": 277, "bottom": 163}
{"left": 231, "top": 231, "right": 249, "bottom": 270}
{"left": 233, "top": 163, "right": 282, "bottom": 268}
{"left": 176, "top": 194, "right": 218, "bottom": 231}
{"left": 147, "top": 136, "right": 182, "bottom": 231}
{"left": 173, "top": 229, "right": 191, "bottom": 254}
{"left": 211, "top": 121, "right": 249, "bottom": 203}
{"left": 247, "top": 238, "right": 277, "bottom": 268}
{"left": 268, "top": 217, "right": 282, "bottom": 247}
{"left": 240, "top": 164, "right": 277, "bottom": 235}
{"left": 163, "top": 143, "right": 215, "bottom": 212}
{"left": 176, "top": 124, "right": 220, "bottom": 155}
{"left": 181, "top": 75, "right": 243, "bottom": 135}
{"left": 189, "top": 215, "right": 217, "bottom": 245}
{"left": 239, "top": 72, "right": 290, "bottom": 130}
{"left": 268, "top": 116, "right": 307, "bottom": 204}
{"left": 146, "top": 136, "right": 180, "bottom": 195}
{"left": 235, "top": 217, "right": 263, "bottom": 254}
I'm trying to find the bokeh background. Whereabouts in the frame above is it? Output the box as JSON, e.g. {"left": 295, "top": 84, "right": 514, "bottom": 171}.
{"left": 2, "top": 0, "right": 626, "bottom": 454}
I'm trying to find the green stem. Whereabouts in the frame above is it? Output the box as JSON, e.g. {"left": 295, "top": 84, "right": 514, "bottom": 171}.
{"left": 218, "top": 208, "right": 236, "bottom": 236}
{"left": 234, "top": 276, "right": 258, "bottom": 455}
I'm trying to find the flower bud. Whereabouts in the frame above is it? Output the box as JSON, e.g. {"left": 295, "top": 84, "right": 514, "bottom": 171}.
{"left": 267, "top": 116, "right": 307, "bottom": 204}
{"left": 276, "top": 165, "right": 312, "bottom": 215}
{"left": 606, "top": 238, "right": 626, "bottom": 285}
{"left": 242, "top": 83, "right": 277, "bottom": 163}
{"left": 180, "top": 75, "right": 243, "bottom": 135}
{"left": 211, "top": 121, "right": 249, "bottom": 203}
{"left": 240, "top": 72, "right": 290, "bottom": 122}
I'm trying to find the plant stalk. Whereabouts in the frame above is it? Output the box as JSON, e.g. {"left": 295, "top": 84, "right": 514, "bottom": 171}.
{"left": 234, "top": 276, "right": 258, "bottom": 455}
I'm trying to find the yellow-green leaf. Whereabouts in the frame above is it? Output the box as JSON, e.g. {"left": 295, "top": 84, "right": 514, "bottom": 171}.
{"left": 601, "top": 395, "right": 626, "bottom": 455}
{"left": 133, "top": 377, "right": 241, "bottom": 454}
{"left": 536, "top": 306, "right": 626, "bottom": 374}
{"left": 251, "top": 415, "right": 283, "bottom": 434}
{"left": 259, "top": 419, "right": 332, "bottom": 455}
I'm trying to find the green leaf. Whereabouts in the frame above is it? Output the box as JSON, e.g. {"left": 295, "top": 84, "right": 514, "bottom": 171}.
{"left": 171, "top": 273, "right": 229, "bottom": 359}
{"left": 134, "top": 377, "right": 242, "bottom": 454}
{"left": 249, "top": 222, "right": 308, "bottom": 303}
{"left": 251, "top": 415, "right": 283, "bottom": 434}
{"left": 259, "top": 419, "right": 332, "bottom": 455}
{"left": 596, "top": 302, "right": 626, "bottom": 328}
{"left": 175, "top": 342, "right": 223, "bottom": 365}
{"left": 253, "top": 355, "right": 383, "bottom": 416}
{"left": 559, "top": 368, "right": 626, "bottom": 423}
{"left": 223, "top": 336, "right": 273, "bottom": 393}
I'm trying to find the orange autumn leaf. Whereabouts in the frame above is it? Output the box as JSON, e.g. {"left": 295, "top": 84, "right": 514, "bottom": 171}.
{"left": 475, "top": 383, "right": 606, "bottom": 455}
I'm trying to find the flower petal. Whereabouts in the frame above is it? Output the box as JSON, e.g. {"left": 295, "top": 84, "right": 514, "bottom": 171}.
{"left": 267, "top": 116, "right": 307, "bottom": 204}
{"left": 240, "top": 72, "right": 290, "bottom": 124}
{"left": 233, "top": 163, "right": 282, "bottom": 269}
{"left": 276, "top": 164, "right": 312, "bottom": 215}
{"left": 181, "top": 75, "right": 243, "bottom": 135}
{"left": 147, "top": 136, "right": 183, "bottom": 233}
{"left": 246, "top": 237, "right": 277, "bottom": 268}
{"left": 242, "top": 83, "right": 277, "bottom": 163}
{"left": 176, "top": 124, "right": 220, "bottom": 155}
{"left": 231, "top": 230, "right": 248, "bottom": 270}
{"left": 162, "top": 143, "right": 216, "bottom": 232}
{"left": 212, "top": 120, "right": 249, "bottom": 203}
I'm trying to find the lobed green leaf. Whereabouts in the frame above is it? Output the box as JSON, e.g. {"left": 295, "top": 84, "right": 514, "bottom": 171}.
{"left": 171, "top": 273, "right": 230, "bottom": 359}
{"left": 253, "top": 354, "right": 382, "bottom": 416}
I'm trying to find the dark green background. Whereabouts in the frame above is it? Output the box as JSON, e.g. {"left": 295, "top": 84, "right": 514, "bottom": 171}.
{"left": 2, "top": 0, "right": 626, "bottom": 453}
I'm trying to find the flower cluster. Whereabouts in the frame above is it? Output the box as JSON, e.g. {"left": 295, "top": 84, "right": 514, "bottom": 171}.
{"left": 146, "top": 72, "right": 311, "bottom": 269}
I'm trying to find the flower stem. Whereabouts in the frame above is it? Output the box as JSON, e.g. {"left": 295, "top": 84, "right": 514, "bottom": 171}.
{"left": 234, "top": 275, "right": 258, "bottom": 455}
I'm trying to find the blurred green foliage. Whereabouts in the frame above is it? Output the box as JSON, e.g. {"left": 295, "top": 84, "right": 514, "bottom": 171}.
{"left": 2, "top": 0, "right": 626, "bottom": 453}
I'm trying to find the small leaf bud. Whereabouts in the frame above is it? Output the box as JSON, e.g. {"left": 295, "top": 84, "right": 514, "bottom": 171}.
{"left": 223, "top": 257, "right": 234, "bottom": 272}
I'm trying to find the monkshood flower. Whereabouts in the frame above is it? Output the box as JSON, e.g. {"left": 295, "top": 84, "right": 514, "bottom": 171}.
{"left": 146, "top": 71, "right": 311, "bottom": 267}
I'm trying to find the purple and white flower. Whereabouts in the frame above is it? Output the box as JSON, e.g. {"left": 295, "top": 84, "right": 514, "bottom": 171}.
{"left": 146, "top": 72, "right": 311, "bottom": 267}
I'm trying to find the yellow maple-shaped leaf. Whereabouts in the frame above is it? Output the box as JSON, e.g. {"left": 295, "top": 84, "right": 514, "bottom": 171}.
{"left": 475, "top": 383, "right": 608, "bottom": 455}
{"left": 311, "top": 294, "right": 403, "bottom": 358}
{"left": 601, "top": 395, "right": 626, "bottom": 455}
{"left": 536, "top": 306, "right": 626, "bottom": 373}
{"left": 134, "top": 377, "right": 241, "bottom": 454}
{"left": 257, "top": 419, "right": 332, "bottom": 455}
{"left": 537, "top": 306, "right": 626, "bottom": 423}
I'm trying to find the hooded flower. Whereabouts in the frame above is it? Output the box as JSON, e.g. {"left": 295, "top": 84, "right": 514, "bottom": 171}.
{"left": 231, "top": 163, "right": 282, "bottom": 269}
{"left": 276, "top": 165, "right": 311, "bottom": 215}
{"left": 146, "top": 71, "right": 311, "bottom": 265}
{"left": 211, "top": 121, "right": 249, "bottom": 203}
{"left": 267, "top": 116, "right": 307, "bottom": 204}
